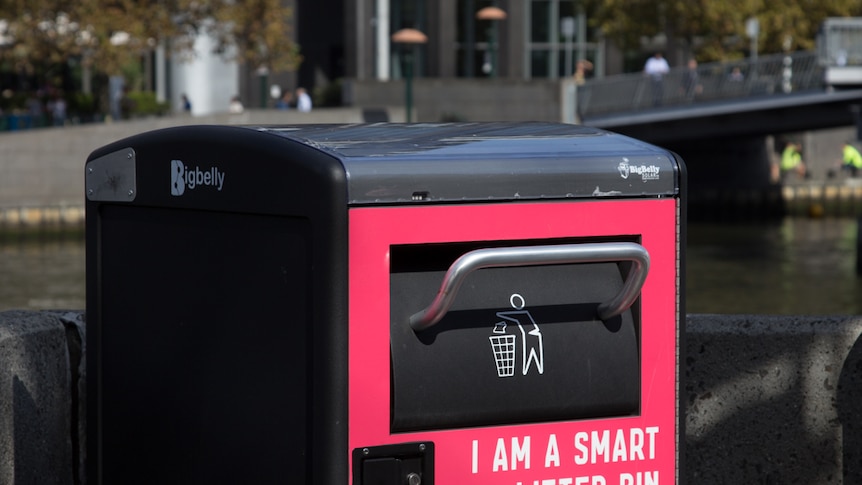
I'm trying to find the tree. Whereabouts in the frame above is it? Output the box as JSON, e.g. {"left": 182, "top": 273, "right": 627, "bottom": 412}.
{"left": 0, "top": 0, "right": 301, "bottom": 110}
{"left": 208, "top": 0, "right": 302, "bottom": 74}
{"left": 0, "top": 0, "right": 192, "bottom": 75}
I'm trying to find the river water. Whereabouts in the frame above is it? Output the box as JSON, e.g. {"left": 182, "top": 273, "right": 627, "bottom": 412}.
{"left": 687, "top": 217, "right": 861, "bottom": 315}
{"left": 0, "top": 217, "right": 860, "bottom": 315}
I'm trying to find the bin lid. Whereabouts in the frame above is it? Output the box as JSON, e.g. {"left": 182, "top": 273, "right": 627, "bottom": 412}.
{"left": 258, "top": 122, "right": 681, "bottom": 205}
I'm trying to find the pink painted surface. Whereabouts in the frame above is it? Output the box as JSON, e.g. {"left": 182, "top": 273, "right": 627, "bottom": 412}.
{"left": 348, "top": 200, "right": 678, "bottom": 484}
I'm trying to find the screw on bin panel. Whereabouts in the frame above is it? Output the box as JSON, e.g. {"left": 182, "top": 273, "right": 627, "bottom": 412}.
{"left": 127, "top": 152, "right": 133, "bottom": 159}
{"left": 87, "top": 167, "right": 93, "bottom": 174}
{"left": 418, "top": 443, "right": 426, "bottom": 451}
{"left": 128, "top": 189, "right": 134, "bottom": 197}
{"left": 362, "top": 448, "right": 370, "bottom": 456}
{"left": 406, "top": 472, "right": 422, "bottom": 485}
{"left": 87, "top": 189, "right": 94, "bottom": 196}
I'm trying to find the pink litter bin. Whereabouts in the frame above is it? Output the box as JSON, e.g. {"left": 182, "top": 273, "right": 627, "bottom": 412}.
{"left": 86, "top": 122, "right": 685, "bottom": 484}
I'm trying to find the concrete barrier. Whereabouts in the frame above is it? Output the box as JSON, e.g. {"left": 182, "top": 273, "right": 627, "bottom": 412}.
{"left": 0, "top": 310, "right": 84, "bottom": 485}
{"left": 684, "top": 314, "right": 862, "bottom": 483}
{"left": 3, "top": 312, "right": 862, "bottom": 483}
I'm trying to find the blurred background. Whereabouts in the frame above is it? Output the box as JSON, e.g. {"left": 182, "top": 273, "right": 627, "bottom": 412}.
{"left": 2, "top": 0, "right": 862, "bottom": 315}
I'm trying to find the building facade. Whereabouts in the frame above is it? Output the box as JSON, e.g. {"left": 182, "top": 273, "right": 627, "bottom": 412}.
{"left": 164, "top": 0, "right": 617, "bottom": 119}
{"left": 344, "top": 0, "right": 606, "bottom": 82}
{"left": 335, "top": 0, "right": 624, "bottom": 122}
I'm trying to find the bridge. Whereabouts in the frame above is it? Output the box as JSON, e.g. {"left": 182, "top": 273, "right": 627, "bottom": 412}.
{"left": 571, "top": 51, "right": 862, "bottom": 216}
{"left": 577, "top": 51, "right": 862, "bottom": 144}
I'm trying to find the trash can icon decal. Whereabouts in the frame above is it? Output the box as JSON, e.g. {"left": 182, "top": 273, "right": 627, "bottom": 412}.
{"left": 491, "top": 294, "right": 544, "bottom": 378}
{"left": 489, "top": 320, "right": 516, "bottom": 378}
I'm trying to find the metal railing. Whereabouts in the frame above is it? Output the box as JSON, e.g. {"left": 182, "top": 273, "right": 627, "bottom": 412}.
{"left": 578, "top": 51, "right": 824, "bottom": 119}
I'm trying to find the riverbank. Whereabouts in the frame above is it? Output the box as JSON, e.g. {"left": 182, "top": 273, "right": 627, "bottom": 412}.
{"left": 0, "top": 204, "right": 85, "bottom": 230}
{"left": 686, "top": 179, "right": 862, "bottom": 220}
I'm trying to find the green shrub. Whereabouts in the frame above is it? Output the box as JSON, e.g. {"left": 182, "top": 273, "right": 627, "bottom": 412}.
{"left": 68, "top": 92, "right": 96, "bottom": 116}
{"left": 125, "top": 91, "right": 170, "bottom": 117}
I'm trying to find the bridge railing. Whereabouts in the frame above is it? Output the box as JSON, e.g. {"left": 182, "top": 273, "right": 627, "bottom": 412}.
{"left": 578, "top": 51, "right": 824, "bottom": 119}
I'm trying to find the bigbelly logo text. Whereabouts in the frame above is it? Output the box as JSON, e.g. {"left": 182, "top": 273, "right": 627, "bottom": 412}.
{"left": 171, "top": 159, "right": 226, "bottom": 196}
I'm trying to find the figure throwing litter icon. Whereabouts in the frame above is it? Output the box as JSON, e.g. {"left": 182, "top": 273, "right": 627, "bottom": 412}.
{"left": 489, "top": 294, "right": 544, "bottom": 378}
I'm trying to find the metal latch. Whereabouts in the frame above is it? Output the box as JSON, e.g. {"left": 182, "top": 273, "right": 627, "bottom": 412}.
{"left": 353, "top": 442, "right": 434, "bottom": 485}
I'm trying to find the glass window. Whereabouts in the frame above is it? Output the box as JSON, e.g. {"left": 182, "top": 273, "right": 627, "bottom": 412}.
{"left": 531, "top": 1, "right": 551, "bottom": 43}
{"left": 528, "top": 0, "right": 586, "bottom": 79}
{"left": 531, "top": 50, "right": 551, "bottom": 78}
{"left": 456, "top": 0, "right": 501, "bottom": 77}
{"left": 558, "top": 2, "right": 575, "bottom": 42}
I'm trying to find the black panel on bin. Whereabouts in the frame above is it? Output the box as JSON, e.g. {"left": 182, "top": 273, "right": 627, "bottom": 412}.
{"left": 390, "top": 241, "right": 640, "bottom": 432}
{"left": 98, "top": 206, "right": 310, "bottom": 483}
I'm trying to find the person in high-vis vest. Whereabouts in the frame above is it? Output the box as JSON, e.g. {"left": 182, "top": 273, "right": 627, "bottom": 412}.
{"left": 780, "top": 141, "right": 806, "bottom": 180}
{"left": 841, "top": 142, "right": 862, "bottom": 177}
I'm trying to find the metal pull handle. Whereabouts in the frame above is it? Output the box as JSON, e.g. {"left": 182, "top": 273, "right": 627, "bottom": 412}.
{"left": 409, "top": 242, "right": 650, "bottom": 332}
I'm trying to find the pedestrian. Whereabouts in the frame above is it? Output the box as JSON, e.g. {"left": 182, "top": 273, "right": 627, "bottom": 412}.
{"left": 296, "top": 87, "right": 312, "bottom": 112}
{"left": 644, "top": 52, "right": 670, "bottom": 106}
{"left": 573, "top": 59, "right": 593, "bottom": 86}
{"left": 228, "top": 95, "right": 244, "bottom": 114}
{"left": 181, "top": 94, "right": 192, "bottom": 113}
{"left": 50, "top": 93, "right": 67, "bottom": 126}
{"left": 680, "top": 58, "right": 702, "bottom": 102}
{"left": 275, "top": 91, "right": 293, "bottom": 110}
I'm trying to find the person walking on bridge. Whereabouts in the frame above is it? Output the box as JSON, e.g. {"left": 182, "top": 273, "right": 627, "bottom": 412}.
{"left": 644, "top": 52, "right": 670, "bottom": 106}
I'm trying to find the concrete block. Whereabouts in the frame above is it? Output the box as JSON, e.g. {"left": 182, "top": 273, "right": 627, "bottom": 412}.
{"left": 0, "top": 310, "right": 85, "bottom": 485}
{"left": 685, "top": 314, "right": 862, "bottom": 484}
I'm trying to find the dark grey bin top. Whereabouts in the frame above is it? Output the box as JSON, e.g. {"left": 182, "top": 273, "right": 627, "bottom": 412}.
{"left": 258, "top": 122, "right": 682, "bottom": 206}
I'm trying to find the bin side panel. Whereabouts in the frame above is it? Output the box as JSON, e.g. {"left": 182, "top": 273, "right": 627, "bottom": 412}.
{"left": 348, "top": 199, "right": 679, "bottom": 484}
{"left": 86, "top": 125, "right": 351, "bottom": 484}
{"left": 97, "top": 206, "right": 312, "bottom": 484}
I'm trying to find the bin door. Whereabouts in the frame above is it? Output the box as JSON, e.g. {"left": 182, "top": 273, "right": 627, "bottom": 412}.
{"left": 390, "top": 241, "right": 647, "bottom": 432}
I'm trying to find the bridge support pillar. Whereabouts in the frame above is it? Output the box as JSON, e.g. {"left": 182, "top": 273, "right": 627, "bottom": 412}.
{"left": 668, "top": 135, "right": 784, "bottom": 220}
{"left": 853, "top": 104, "right": 862, "bottom": 141}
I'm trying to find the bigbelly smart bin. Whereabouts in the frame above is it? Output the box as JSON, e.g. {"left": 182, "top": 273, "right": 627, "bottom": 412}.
{"left": 85, "top": 123, "right": 685, "bottom": 484}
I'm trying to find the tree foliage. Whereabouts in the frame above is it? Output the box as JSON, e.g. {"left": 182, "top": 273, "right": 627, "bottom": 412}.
{"left": 585, "top": 0, "right": 862, "bottom": 64}
{"left": 209, "top": 0, "right": 302, "bottom": 73}
{"left": 0, "top": 0, "right": 300, "bottom": 77}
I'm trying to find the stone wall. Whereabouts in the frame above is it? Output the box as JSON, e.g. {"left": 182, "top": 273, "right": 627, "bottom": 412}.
{"left": 344, "top": 78, "right": 563, "bottom": 123}
{"left": 3, "top": 311, "right": 862, "bottom": 483}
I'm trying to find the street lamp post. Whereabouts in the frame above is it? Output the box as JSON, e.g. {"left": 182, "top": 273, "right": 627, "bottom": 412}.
{"left": 391, "top": 28, "right": 428, "bottom": 123}
{"left": 476, "top": 6, "right": 507, "bottom": 78}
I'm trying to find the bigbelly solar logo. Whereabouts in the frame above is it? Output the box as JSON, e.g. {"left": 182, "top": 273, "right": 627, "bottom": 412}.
{"left": 170, "top": 160, "right": 226, "bottom": 196}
